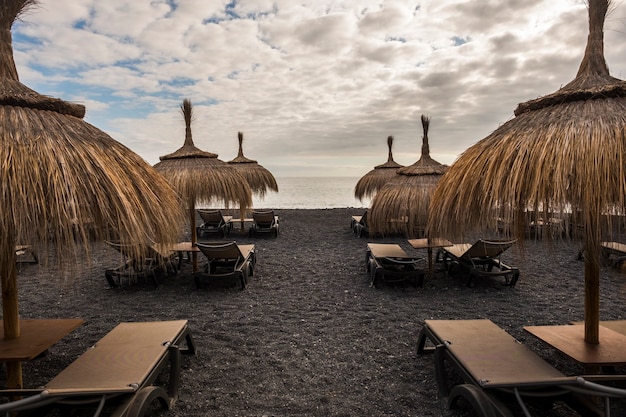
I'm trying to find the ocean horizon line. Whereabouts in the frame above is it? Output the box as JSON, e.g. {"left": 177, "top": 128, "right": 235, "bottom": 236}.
{"left": 202, "top": 176, "right": 371, "bottom": 210}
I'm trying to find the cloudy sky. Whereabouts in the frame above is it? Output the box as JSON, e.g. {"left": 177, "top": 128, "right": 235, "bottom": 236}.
{"left": 11, "top": 0, "right": 626, "bottom": 177}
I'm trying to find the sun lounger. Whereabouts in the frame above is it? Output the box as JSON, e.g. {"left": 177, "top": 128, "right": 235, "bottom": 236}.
{"left": 600, "top": 241, "right": 626, "bottom": 267}
{"left": 0, "top": 320, "right": 195, "bottom": 417}
{"left": 196, "top": 209, "right": 233, "bottom": 238}
{"left": 366, "top": 243, "right": 424, "bottom": 287}
{"left": 417, "top": 319, "right": 626, "bottom": 417}
{"left": 437, "top": 239, "right": 519, "bottom": 287}
{"left": 15, "top": 245, "right": 38, "bottom": 263}
{"left": 194, "top": 241, "right": 256, "bottom": 290}
{"left": 353, "top": 211, "right": 369, "bottom": 237}
{"left": 248, "top": 210, "right": 279, "bottom": 237}
{"left": 105, "top": 241, "right": 178, "bottom": 288}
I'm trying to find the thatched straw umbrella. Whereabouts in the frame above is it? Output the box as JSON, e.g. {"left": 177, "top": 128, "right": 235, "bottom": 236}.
{"left": 154, "top": 100, "right": 252, "bottom": 268}
{"left": 227, "top": 131, "right": 278, "bottom": 228}
{"left": 369, "top": 116, "right": 447, "bottom": 237}
{"left": 354, "top": 136, "right": 403, "bottom": 202}
{"left": 428, "top": 0, "right": 626, "bottom": 344}
{"left": 228, "top": 132, "right": 278, "bottom": 199}
{"left": 0, "top": 0, "right": 185, "bottom": 388}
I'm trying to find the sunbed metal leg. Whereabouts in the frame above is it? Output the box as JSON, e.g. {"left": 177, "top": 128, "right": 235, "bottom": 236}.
{"left": 416, "top": 327, "right": 435, "bottom": 355}
{"left": 181, "top": 330, "right": 196, "bottom": 355}
{"left": 434, "top": 344, "right": 451, "bottom": 396}
{"left": 105, "top": 270, "right": 118, "bottom": 288}
{"left": 166, "top": 345, "right": 182, "bottom": 406}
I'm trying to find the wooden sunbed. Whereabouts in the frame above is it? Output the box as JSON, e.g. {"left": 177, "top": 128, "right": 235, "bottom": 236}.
{"left": 105, "top": 241, "right": 178, "bottom": 288}
{"left": 194, "top": 242, "right": 256, "bottom": 289}
{"left": 15, "top": 245, "right": 38, "bottom": 263}
{"left": 0, "top": 320, "right": 195, "bottom": 416}
{"left": 352, "top": 211, "right": 368, "bottom": 237}
{"left": 197, "top": 209, "right": 233, "bottom": 237}
{"left": 600, "top": 241, "right": 626, "bottom": 267}
{"left": 248, "top": 210, "right": 279, "bottom": 237}
{"left": 366, "top": 243, "right": 424, "bottom": 287}
{"left": 438, "top": 239, "right": 520, "bottom": 287}
{"left": 417, "top": 319, "right": 626, "bottom": 417}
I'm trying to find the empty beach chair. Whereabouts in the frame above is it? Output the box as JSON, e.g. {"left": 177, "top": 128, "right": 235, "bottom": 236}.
{"left": 104, "top": 241, "right": 178, "bottom": 288}
{"left": 194, "top": 241, "right": 256, "bottom": 289}
{"left": 417, "top": 319, "right": 626, "bottom": 417}
{"left": 197, "top": 209, "right": 232, "bottom": 238}
{"left": 366, "top": 243, "right": 424, "bottom": 287}
{"left": 0, "top": 320, "right": 195, "bottom": 417}
{"left": 437, "top": 239, "right": 519, "bottom": 286}
{"left": 248, "top": 210, "right": 279, "bottom": 237}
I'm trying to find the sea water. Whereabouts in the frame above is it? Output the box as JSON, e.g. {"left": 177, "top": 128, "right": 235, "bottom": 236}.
{"left": 199, "top": 177, "right": 370, "bottom": 209}
{"left": 253, "top": 177, "right": 369, "bottom": 209}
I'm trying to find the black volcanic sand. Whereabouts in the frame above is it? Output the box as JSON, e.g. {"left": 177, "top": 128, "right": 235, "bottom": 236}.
{"left": 10, "top": 208, "right": 626, "bottom": 416}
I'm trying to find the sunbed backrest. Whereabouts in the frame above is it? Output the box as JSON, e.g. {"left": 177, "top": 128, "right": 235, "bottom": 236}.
{"left": 198, "top": 210, "right": 225, "bottom": 226}
{"left": 253, "top": 210, "right": 275, "bottom": 226}
{"left": 197, "top": 242, "right": 243, "bottom": 262}
{"left": 464, "top": 239, "right": 516, "bottom": 259}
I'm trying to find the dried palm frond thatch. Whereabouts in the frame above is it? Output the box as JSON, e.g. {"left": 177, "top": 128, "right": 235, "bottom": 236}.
{"left": 427, "top": 0, "right": 625, "bottom": 344}
{"left": 369, "top": 116, "right": 447, "bottom": 237}
{"left": 228, "top": 131, "right": 278, "bottom": 199}
{"left": 354, "top": 136, "right": 403, "bottom": 201}
{"left": 0, "top": 0, "right": 185, "bottom": 387}
{"left": 154, "top": 99, "right": 252, "bottom": 248}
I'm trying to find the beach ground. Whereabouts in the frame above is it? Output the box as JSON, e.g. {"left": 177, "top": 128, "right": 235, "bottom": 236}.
{"left": 10, "top": 208, "right": 626, "bottom": 416}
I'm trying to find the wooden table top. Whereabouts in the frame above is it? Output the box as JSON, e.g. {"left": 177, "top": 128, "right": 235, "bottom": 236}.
{"left": 524, "top": 324, "right": 626, "bottom": 366}
{"left": 167, "top": 241, "right": 201, "bottom": 252}
{"left": 0, "top": 318, "right": 84, "bottom": 361}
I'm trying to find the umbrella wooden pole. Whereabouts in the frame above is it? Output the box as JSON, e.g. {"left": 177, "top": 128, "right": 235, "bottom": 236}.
{"left": 2, "top": 235, "right": 23, "bottom": 389}
{"left": 584, "top": 249, "right": 600, "bottom": 344}
{"left": 189, "top": 201, "right": 198, "bottom": 273}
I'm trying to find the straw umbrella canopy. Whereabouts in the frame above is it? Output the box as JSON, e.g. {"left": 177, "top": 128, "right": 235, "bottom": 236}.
{"left": 354, "top": 135, "right": 404, "bottom": 202}
{"left": 154, "top": 100, "right": 252, "bottom": 250}
{"left": 427, "top": 0, "right": 626, "bottom": 344}
{"left": 228, "top": 131, "right": 278, "bottom": 199}
{"left": 369, "top": 116, "right": 447, "bottom": 237}
{"left": 0, "top": 0, "right": 185, "bottom": 388}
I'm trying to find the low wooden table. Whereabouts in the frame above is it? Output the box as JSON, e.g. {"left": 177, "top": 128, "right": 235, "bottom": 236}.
{"left": 407, "top": 238, "right": 453, "bottom": 276}
{"left": 0, "top": 318, "right": 84, "bottom": 362}
{"left": 230, "top": 218, "right": 254, "bottom": 232}
{"left": 524, "top": 324, "right": 626, "bottom": 372}
{"left": 168, "top": 241, "right": 201, "bottom": 272}
{"left": 0, "top": 318, "right": 84, "bottom": 388}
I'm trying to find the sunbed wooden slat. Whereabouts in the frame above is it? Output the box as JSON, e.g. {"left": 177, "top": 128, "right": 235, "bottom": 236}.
{"left": 423, "top": 319, "right": 570, "bottom": 387}
{"left": 45, "top": 320, "right": 188, "bottom": 393}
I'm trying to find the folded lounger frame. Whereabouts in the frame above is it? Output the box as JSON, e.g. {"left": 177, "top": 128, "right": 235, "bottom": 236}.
{"left": 438, "top": 239, "right": 520, "bottom": 287}
{"left": 194, "top": 241, "right": 256, "bottom": 290}
{"left": 366, "top": 243, "right": 424, "bottom": 288}
{"left": 104, "top": 241, "right": 178, "bottom": 288}
{"left": 416, "top": 319, "right": 626, "bottom": 417}
{"left": 0, "top": 320, "right": 196, "bottom": 417}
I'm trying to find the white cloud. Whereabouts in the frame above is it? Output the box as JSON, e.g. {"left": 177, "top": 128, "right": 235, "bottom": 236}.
{"left": 10, "top": 0, "right": 626, "bottom": 178}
